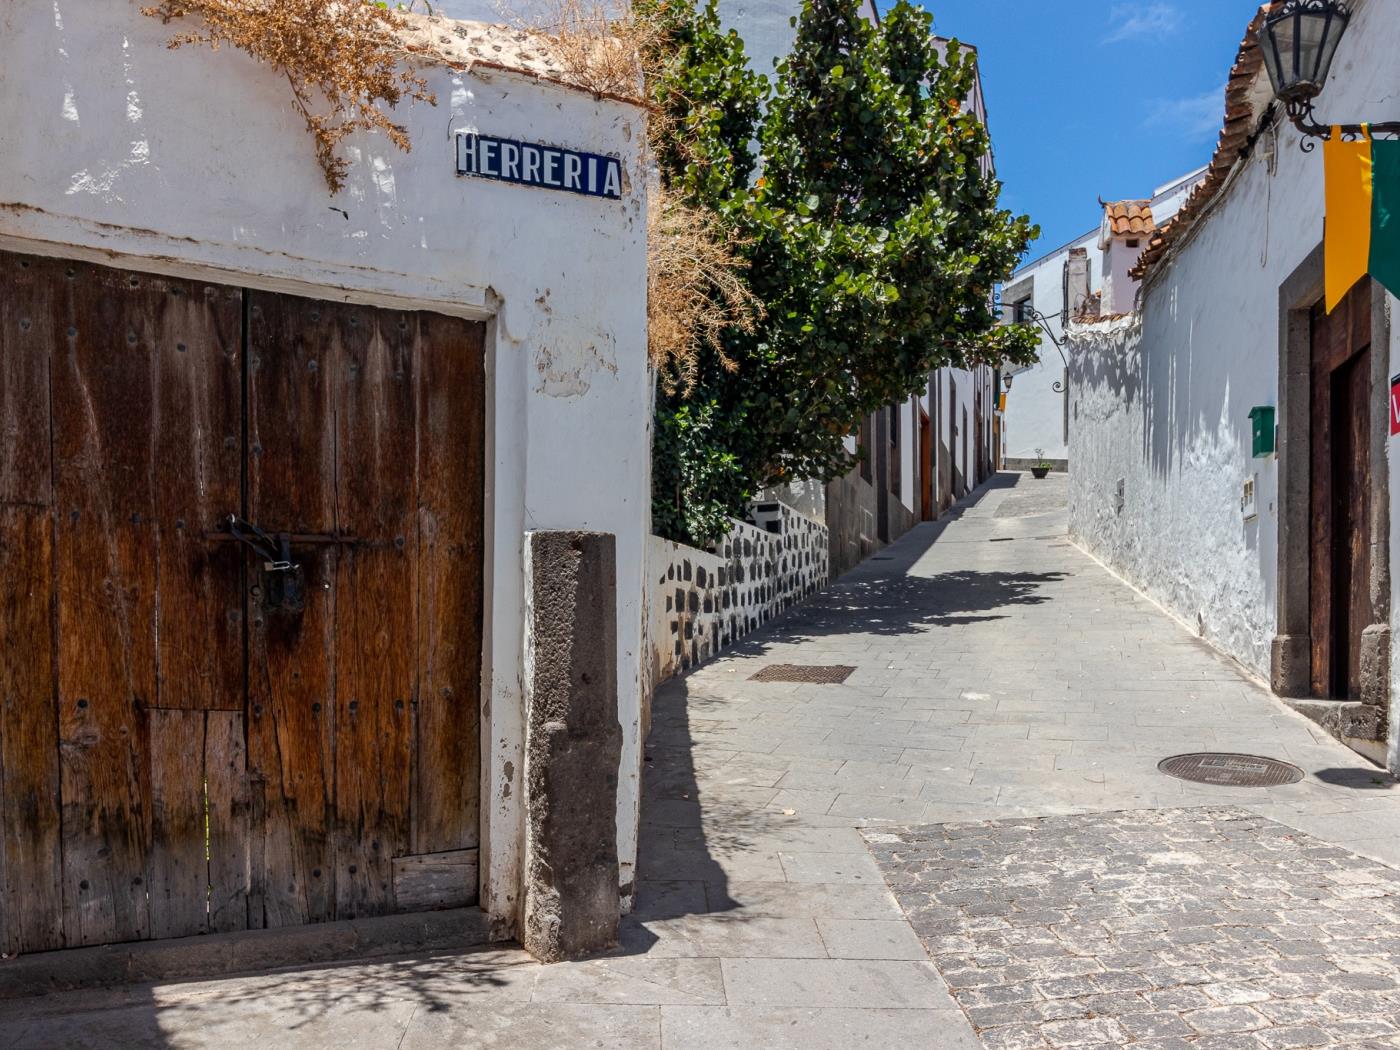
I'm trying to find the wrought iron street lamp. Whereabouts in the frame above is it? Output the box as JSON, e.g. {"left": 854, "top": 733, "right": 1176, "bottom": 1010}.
{"left": 1261, "top": 0, "right": 1400, "bottom": 149}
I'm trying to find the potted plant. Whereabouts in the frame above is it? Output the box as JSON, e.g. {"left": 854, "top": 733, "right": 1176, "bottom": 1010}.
{"left": 1030, "top": 449, "right": 1052, "bottom": 479}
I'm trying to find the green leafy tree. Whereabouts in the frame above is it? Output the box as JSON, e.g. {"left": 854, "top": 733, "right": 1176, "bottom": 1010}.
{"left": 648, "top": 0, "right": 1039, "bottom": 546}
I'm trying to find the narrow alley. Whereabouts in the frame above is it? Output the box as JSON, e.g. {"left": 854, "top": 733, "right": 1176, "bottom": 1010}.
{"left": 10, "top": 472, "right": 1400, "bottom": 1049}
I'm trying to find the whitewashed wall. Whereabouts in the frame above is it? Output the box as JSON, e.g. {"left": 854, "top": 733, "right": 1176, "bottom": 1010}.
{"left": 0, "top": 1, "right": 651, "bottom": 933}
{"left": 900, "top": 397, "right": 917, "bottom": 512}
{"left": 1065, "top": 0, "right": 1400, "bottom": 771}
{"left": 1004, "top": 234, "right": 1095, "bottom": 464}
{"left": 1006, "top": 170, "right": 1204, "bottom": 466}
{"left": 1069, "top": 312, "right": 1279, "bottom": 676}
{"left": 940, "top": 365, "right": 990, "bottom": 489}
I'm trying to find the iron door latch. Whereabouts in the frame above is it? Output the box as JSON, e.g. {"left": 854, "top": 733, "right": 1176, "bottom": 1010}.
{"left": 225, "top": 514, "right": 305, "bottom": 612}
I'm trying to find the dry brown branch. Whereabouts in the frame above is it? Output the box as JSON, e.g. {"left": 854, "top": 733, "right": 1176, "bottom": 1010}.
{"left": 500, "top": 0, "right": 652, "bottom": 99}
{"left": 141, "top": 0, "right": 436, "bottom": 193}
{"left": 648, "top": 187, "right": 760, "bottom": 394}
{"left": 505, "top": 0, "right": 757, "bottom": 393}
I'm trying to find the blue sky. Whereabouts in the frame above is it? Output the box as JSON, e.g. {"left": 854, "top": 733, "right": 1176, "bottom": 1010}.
{"left": 923, "top": 1, "right": 1259, "bottom": 264}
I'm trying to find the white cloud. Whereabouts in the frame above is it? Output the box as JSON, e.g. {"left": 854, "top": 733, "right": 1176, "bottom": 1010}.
{"left": 1103, "top": 3, "right": 1182, "bottom": 44}
{"left": 1147, "top": 85, "right": 1226, "bottom": 142}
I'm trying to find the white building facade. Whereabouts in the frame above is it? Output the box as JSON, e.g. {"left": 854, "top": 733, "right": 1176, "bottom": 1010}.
{"left": 0, "top": 4, "right": 650, "bottom": 957}
{"left": 1001, "top": 169, "right": 1204, "bottom": 470}
{"left": 1066, "top": 0, "right": 1400, "bottom": 773}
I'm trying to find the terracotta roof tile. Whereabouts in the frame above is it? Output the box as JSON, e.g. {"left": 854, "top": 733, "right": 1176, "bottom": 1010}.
{"left": 1104, "top": 200, "right": 1155, "bottom": 237}
{"left": 1131, "top": 2, "right": 1278, "bottom": 281}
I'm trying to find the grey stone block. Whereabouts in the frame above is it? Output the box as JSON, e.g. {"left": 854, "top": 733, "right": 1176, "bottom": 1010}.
{"left": 523, "top": 530, "right": 623, "bottom": 963}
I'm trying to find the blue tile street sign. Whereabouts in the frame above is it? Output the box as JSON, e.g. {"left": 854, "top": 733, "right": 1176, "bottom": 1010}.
{"left": 455, "top": 132, "right": 623, "bottom": 201}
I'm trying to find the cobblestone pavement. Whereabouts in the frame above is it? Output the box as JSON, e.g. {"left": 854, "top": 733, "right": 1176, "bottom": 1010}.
{"left": 6, "top": 473, "right": 1400, "bottom": 1048}
{"left": 867, "top": 808, "right": 1400, "bottom": 1049}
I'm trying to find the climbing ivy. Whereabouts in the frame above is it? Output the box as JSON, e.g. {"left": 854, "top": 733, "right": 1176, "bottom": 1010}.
{"left": 647, "top": 0, "right": 1040, "bottom": 547}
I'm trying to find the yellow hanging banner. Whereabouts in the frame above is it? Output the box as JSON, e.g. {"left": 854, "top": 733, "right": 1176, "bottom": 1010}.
{"left": 1324, "top": 126, "right": 1373, "bottom": 312}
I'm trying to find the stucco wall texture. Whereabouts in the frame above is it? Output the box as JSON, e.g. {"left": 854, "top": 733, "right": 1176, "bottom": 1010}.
{"left": 1069, "top": 313, "right": 1278, "bottom": 678}
{"left": 1066, "top": 0, "right": 1400, "bottom": 772}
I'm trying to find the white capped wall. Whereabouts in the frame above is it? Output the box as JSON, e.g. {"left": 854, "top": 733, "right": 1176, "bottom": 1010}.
{"left": 0, "top": 0, "right": 651, "bottom": 931}
{"left": 718, "top": 0, "right": 800, "bottom": 79}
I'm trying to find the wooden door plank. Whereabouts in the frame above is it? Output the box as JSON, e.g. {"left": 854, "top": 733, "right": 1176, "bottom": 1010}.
{"left": 52, "top": 260, "right": 162, "bottom": 947}
{"left": 148, "top": 709, "right": 209, "bottom": 939}
{"left": 149, "top": 709, "right": 252, "bottom": 938}
{"left": 332, "top": 306, "right": 417, "bottom": 918}
{"left": 245, "top": 291, "right": 336, "bottom": 929}
{"left": 0, "top": 252, "right": 55, "bottom": 509}
{"left": 1309, "top": 301, "right": 1334, "bottom": 697}
{"left": 0, "top": 251, "right": 63, "bottom": 954}
{"left": 391, "top": 849, "right": 478, "bottom": 911}
{"left": 1344, "top": 347, "right": 1373, "bottom": 695}
{"left": 413, "top": 313, "right": 485, "bottom": 858}
{"left": 206, "top": 710, "right": 251, "bottom": 933}
{"left": 153, "top": 283, "right": 244, "bottom": 710}
{"left": 0, "top": 507, "right": 63, "bottom": 954}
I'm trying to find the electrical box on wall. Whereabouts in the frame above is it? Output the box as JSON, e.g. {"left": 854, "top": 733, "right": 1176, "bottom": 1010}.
{"left": 1248, "top": 406, "right": 1276, "bottom": 457}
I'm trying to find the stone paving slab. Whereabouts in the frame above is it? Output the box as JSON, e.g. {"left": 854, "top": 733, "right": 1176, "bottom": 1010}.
{"left": 864, "top": 807, "right": 1400, "bottom": 1048}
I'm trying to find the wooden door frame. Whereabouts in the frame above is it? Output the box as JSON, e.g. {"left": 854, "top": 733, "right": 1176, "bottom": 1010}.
{"left": 0, "top": 239, "right": 507, "bottom": 931}
{"left": 1273, "top": 244, "right": 1391, "bottom": 715}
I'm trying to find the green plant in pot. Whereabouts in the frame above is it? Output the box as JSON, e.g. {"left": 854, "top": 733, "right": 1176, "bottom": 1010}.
{"left": 1031, "top": 449, "right": 1051, "bottom": 479}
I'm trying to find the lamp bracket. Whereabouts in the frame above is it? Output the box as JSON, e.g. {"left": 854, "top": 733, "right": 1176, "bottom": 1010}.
{"left": 1019, "top": 306, "right": 1069, "bottom": 394}
{"left": 1286, "top": 97, "right": 1400, "bottom": 153}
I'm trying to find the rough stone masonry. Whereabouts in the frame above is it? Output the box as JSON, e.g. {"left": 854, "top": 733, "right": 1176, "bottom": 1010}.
{"left": 866, "top": 807, "right": 1400, "bottom": 1048}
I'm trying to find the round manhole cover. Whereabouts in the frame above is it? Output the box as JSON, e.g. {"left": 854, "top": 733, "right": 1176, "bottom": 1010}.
{"left": 1158, "top": 752, "right": 1304, "bottom": 787}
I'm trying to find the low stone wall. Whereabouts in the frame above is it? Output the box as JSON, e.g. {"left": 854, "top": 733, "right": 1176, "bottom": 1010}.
{"left": 642, "top": 504, "right": 829, "bottom": 720}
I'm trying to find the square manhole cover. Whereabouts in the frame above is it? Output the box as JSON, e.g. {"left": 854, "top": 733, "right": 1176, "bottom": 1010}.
{"left": 749, "top": 664, "right": 856, "bottom": 684}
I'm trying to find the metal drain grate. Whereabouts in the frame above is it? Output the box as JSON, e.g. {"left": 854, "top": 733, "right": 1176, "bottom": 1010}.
{"left": 1158, "top": 752, "right": 1304, "bottom": 787}
{"left": 749, "top": 664, "right": 856, "bottom": 684}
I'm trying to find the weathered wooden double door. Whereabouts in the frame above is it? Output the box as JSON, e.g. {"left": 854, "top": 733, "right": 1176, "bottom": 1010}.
{"left": 1309, "top": 279, "right": 1374, "bottom": 699}
{"left": 0, "top": 250, "right": 485, "bottom": 954}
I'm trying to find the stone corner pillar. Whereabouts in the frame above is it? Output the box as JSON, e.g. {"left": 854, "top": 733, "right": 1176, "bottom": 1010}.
{"left": 522, "top": 530, "right": 622, "bottom": 963}
{"left": 1270, "top": 634, "right": 1311, "bottom": 698}
{"left": 1359, "top": 623, "right": 1392, "bottom": 712}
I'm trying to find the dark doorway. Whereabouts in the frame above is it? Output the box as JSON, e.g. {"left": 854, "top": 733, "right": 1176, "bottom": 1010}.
{"left": 962, "top": 406, "right": 970, "bottom": 496}
{"left": 919, "top": 409, "right": 933, "bottom": 520}
{"left": 948, "top": 379, "right": 961, "bottom": 499}
{"left": 1309, "top": 279, "right": 1375, "bottom": 698}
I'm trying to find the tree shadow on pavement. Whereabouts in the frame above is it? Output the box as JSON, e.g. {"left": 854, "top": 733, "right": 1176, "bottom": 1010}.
{"left": 620, "top": 523, "right": 1072, "bottom": 956}
{"left": 730, "top": 567, "right": 1070, "bottom": 645}
{"left": 4, "top": 948, "right": 521, "bottom": 1048}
